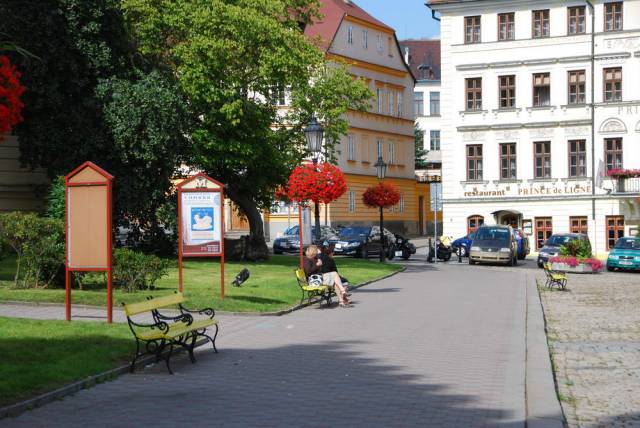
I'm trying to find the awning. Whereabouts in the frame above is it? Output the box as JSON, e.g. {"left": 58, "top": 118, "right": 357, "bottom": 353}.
{"left": 491, "top": 209, "right": 522, "bottom": 217}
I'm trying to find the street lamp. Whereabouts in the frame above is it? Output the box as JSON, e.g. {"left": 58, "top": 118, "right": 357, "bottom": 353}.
{"left": 374, "top": 156, "right": 387, "bottom": 262}
{"left": 304, "top": 116, "right": 324, "bottom": 243}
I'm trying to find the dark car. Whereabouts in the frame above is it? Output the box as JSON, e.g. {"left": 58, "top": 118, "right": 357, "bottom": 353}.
{"left": 513, "top": 228, "right": 530, "bottom": 260}
{"left": 272, "top": 225, "right": 337, "bottom": 254}
{"left": 469, "top": 225, "right": 518, "bottom": 266}
{"left": 328, "top": 226, "right": 395, "bottom": 258}
{"left": 537, "top": 233, "right": 589, "bottom": 268}
{"left": 452, "top": 232, "right": 475, "bottom": 257}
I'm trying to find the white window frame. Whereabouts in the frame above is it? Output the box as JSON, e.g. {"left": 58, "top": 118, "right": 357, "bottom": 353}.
{"left": 376, "top": 88, "right": 383, "bottom": 113}
{"left": 347, "top": 134, "right": 355, "bottom": 161}
{"left": 349, "top": 191, "right": 356, "bottom": 213}
{"left": 397, "top": 92, "right": 403, "bottom": 117}
{"left": 362, "top": 29, "right": 368, "bottom": 49}
{"left": 348, "top": 25, "right": 353, "bottom": 44}
{"left": 377, "top": 139, "right": 384, "bottom": 158}
{"left": 388, "top": 90, "right": 394, "bottom": 116}
{"left": 377, "top": 34, "right": 383, "bottom": 53}
{"left": 388, "top": 142, "right": 395, "bottom": 164}
{"left": 400, "top": 193, "right": 405, "bottom": 213}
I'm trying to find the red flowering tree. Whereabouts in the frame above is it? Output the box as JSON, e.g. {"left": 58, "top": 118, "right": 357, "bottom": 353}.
{"left": 286, "top": 162, "right": 347, "bottom": 205}
{"left": 0, "top": 56, "right": 25, "bottom": 140}
{"left": 362, "top": 182, "right": 401, "bottom": 208}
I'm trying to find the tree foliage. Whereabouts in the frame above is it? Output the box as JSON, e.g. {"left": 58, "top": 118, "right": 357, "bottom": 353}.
{"left": 414, "top": 125, "right": 428, "bottom": 170}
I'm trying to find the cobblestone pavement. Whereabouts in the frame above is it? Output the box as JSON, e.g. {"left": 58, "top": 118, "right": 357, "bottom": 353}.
{"left": 1, "top": 263, "right": 530, "bottom": 428}
{"left": 538, "top": 270, "right": 640, "bottom": 428}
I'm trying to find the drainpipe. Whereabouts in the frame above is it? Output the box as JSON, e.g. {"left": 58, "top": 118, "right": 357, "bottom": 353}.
{"left": 586, "top": 0, "right": 596, "bottom": 249}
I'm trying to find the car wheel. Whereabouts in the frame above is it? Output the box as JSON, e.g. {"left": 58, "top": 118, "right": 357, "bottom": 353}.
{"left": 469, "top": 258, "right": 476, "bottom": 265}
{"left": 460, "top": 246, "right": 468, "bottom": 257}
{"left": 607, "top": 265, "right": 614, "bottom": 272}
{"left": 444, "top": 252, "right": 451, "bottom": 262}
{"left": 361, "top": 247, "right": 368, "bottom": 259}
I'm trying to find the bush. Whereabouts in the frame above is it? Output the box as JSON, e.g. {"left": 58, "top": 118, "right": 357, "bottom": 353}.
{"left": 46, "top": 176, "right": 65, "bottom": 221}
{"left": 0, "top": 212, "right": 64, "bottom": 288}
{"left": 559, "top": 239, "right": 592, "bottom": 259}
{"left": 113, "top": 248, "right": 170, "bottom": 293}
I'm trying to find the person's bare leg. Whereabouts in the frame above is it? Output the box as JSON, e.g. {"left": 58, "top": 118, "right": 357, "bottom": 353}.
{"left": 332, "top": 273, "right": 350, "bottom": 303}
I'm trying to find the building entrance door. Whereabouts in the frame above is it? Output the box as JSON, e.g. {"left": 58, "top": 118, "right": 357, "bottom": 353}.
{"left": 492, "top": 210, "right": 522, "bottom": 229}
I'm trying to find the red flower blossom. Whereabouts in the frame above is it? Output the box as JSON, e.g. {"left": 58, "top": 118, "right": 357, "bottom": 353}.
{"left": 362, "top": 182, "right": 401, "bottom": 208}
{"left": 549, "top": 256, "right": 604, "bottom": 272}
{"left": 607, "top": 169, "right": 640, "bottom": 179}
{"left": 0, "top": 56, "right": 25, "bottom": 140}
{"left": 285, "top": 162, "right": 347, "bottom": 205}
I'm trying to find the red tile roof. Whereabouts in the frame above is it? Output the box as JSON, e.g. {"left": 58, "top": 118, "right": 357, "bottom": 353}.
{"left": 399, "top": 39, "right": 441, "bottom": 81}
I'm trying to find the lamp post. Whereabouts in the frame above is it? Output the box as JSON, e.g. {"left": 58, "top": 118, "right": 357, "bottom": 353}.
{"left": 374, "top": 155, "right": 387, "bottom": 262}
{"left": 304, "top": 116, "right": 324, "bottom": 243}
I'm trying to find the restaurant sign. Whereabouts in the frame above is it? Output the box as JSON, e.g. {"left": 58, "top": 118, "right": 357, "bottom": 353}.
{"left": 464, "top": 183, "right": 592, "bottom": 198}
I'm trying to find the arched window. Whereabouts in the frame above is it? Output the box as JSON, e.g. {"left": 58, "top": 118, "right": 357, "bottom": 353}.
{"left": 467, "top": 215, "right": 484, "bottom": 234}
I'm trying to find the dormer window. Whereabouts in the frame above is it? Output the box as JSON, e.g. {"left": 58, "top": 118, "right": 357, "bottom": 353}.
{"left": 348, "top": 25, "right": 353, "bottom": 44}
{"left": 363, "top": 29, "right": 368, "bottom": 48}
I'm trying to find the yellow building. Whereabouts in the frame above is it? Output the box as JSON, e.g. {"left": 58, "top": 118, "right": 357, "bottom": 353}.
{"left": 266, "top": 0, "right": 435, "bottom": 238}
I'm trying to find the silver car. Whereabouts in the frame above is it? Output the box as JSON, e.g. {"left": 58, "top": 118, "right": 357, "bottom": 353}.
{"left": 469, "top": 225, "right": 518, "bottom": 266}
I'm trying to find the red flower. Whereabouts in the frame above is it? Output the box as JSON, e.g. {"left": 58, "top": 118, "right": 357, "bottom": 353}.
{"left": 285, "top": 162, "right": 347, "bottom": 205}
{"left": 607, "top": 169, "right": 640, "bottom": 179}
{"left": 0, "top": 56, "right": 25, "bottom": 140}
{"left": 362, "top": 182, "right": 401, "bottom": 208}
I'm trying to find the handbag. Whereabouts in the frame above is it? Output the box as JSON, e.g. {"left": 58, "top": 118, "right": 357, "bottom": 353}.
{"left": 308, "top": 274, "right": 323, "bottom": 287}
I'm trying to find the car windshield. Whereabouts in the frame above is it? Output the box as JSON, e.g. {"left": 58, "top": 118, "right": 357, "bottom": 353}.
{"left": 475, "top": 227, "right": 510, "bottom": 241}
{"left": 546, "top": 235, "right": 573, "bottom": 246}
{"left": 284, "top": 226, "right": 299, "bottom": 235}
{"left": 339, "top": 227, "right": 369, "bottom": 238}
{"left": 614, "top": 238, "right": 640, "bottom": 250}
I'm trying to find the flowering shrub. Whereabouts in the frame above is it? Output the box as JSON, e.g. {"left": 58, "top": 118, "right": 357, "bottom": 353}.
{"left": 285, "top": 162, "right": 347, "bottom": 205}
{"left": 549, "top": 256, "right": 604, "bottom": 272}
{"left": 607, "top": 169, "right": 640, "bottom": 179}
{"left": 0, "top": 56, "right": 25, "bottom": 140}
{"left": 362, "top": 182, "right": 401, "bottom": 208}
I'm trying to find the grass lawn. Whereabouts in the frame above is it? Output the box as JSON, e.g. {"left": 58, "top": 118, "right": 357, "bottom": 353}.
{"left": 0, "top": 316, "right": 132, "bottom": 407}
{"left": 0, "top": 255, "right": 402, "bottom": 312}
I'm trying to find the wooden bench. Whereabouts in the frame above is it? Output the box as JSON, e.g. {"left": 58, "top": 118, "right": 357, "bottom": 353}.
{"left": 122, "top": 292, "right": 218, "bottom": 374}
{"left": 543, "top": 263, "right": 567, "bottom": 290}
{"left": 294, "top": 269, "right": 335, "bottom": 307}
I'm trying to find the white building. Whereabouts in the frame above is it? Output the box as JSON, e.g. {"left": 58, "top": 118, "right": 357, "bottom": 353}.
{"left": 428, "top": 0, "right": 640, "bottom": 256}
{"left": 400, "top": 39, "right": 443, "bottom": 181}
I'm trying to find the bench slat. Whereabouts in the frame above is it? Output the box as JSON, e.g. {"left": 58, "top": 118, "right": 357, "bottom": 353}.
{"left": 124, "top": 292, "right": 186, "bottom": 316}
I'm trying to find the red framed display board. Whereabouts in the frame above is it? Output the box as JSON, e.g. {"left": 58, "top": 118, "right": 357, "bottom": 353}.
{"left": 65, "top": 161, "right": 114, "bottom": 323}
{"left": 177, "top": 173, "right": 225, "bottom": 297}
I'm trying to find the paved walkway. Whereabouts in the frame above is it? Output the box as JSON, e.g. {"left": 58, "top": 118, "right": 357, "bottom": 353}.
{"left": 2, "top": 262, "right": 553, "bottom": 427}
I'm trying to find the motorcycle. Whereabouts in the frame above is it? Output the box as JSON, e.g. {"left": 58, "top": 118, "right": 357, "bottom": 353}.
{"left": 387, "top": 234, "right": 416, "bottom": 260}
{"left": 427, "top": 235, "right": 453, "bottom": 262}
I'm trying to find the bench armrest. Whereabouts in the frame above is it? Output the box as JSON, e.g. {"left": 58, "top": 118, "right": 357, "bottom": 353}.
{"left": 128, "top": 319, "right": 170, "bottom": 335}
{"left": 152, "top": 311, "right": 194, "bottom": 326}
{"left": 179, "top": 304, "right": 215, "bottom": 320}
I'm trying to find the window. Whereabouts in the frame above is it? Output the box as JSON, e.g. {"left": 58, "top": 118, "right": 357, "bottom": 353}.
{"left": 499, "top": 75, "right": 516, "bottom": 108}
{"left": 465, "top": 78, "right": 482, "bottom": 111}
{"left": 399, "top": 193, "right": 405, "bottom": 213}
{"left": 362, "top": 29, "right": 368, "bottom": 48}
{"left": 570, "top": 216, "right": 588, "bottom": 234}
{"left": 498, "top": 13, "right": 515, "bottom": 40}
{"left": 270, "top": 84, "right": 286, "bottom": 106}
{"left": 414, "top": 91, "right": 424, "bottom": 116}
{"left": 349, "top": 191, "right": 356, "bottom": 213}
{"left": 467, "top": 215, "right": 484, "bottom": 234}
{"left": 606, "top": 215, "right": 624, "bottom": 249}
{"left": 604, "top": 2, "right": 623, "bottom": 32}
{"left": 533, "top": 73, "right": 550, "bottom": 107}
{"left": 568, "top": 140, "right": 586, "bottom": 177}
{"left": 466, "top": 144, "right": 483, "bottom": 181}
{"left": 377, "top": 139, "right": 383, "bottom": 158}
{"left": 430, "top": 130, "right": 441, "bottom": 151}
{"left": 535, "top": 217, "right": 553, "bottom": 250}
{"left": 270, "top": 201, "right": 299, "bottom": 215}
{"left": 605, "top": 138, "right": 623, "bottom": 171}
{"left": 397, "top": 92, "right": 403, "bottom": 117}
{"left": 388, "top": 90, "right": 394, "bottom": 116}
{"left": 376, "top": 88, "right": 383, "bottom": 113}
{"left": 534, "top": 141, "right": 551, "bottom": 178}
{"left": 347, "top": 135, "right": 355, "bottom": 161}
{"left": 532, "top": 10, "right": 550, "bottom": 38}
{"left": 568, "top": 6, "right": 586, "bottom": 34}
{"left": 568, "top": 70, "right": 586, "bottom": 104}
{"left": 430, "top": 92, "right": 440, "bottom": 115}
{"left": 348, "top": 25, "right": 353, "bottom": 44}
{"left": 377, "top": 34, "right": 383, "bottom": 52}
{"left": 387, "top": 37, "right": 393, "bottom": 56}
{"left": 464, "top": 16, "right": 481, "bottom": 44}
{"left": 500, "top": 143, "right": 517, "bottom": 180}
{"left": 603, "top": 67, "right": 622, "bottom": 102}
{"left": 387, "top": 142, "right": 394, "bottom": 164}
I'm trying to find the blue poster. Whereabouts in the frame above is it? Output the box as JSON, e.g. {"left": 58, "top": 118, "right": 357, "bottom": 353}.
{"left": 190, "top": 207, "right": 214, "bottom": 232}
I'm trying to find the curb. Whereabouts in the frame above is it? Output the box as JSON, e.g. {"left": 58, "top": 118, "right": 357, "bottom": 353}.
{"left": 524, "top": 273, "right": 565, "bottom": 428}
{"left": 0, "top": 338, "right": 210, "bottom": 420}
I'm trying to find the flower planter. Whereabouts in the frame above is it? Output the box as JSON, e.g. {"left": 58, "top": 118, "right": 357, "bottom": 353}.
{"left": 551, "top": 262, "right": 596, "bottom": 274}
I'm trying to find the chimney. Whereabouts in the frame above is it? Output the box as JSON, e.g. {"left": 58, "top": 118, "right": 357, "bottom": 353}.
{"left": 404, "top": 46, "right": 410, "bottom": 65}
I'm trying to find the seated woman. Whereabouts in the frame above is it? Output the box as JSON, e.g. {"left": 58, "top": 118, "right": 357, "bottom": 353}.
{"left": 319, "top": 244, "right": 352, "bottom": 307}
{"left": 303, "top": 245, "right": 323, "bottom": 286}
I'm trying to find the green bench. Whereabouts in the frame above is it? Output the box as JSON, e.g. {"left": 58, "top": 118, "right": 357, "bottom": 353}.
{"left": 122, "top": 292, "right": 218, "bottom": 374}
{"left": 294, "top": 268, "right": 335, "bottom": 307}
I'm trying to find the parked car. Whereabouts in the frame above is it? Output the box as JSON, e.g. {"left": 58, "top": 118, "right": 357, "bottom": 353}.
{"left": 272, "top": 225, "right": 337, "bottom": 254}
{"left": 469, "top": 225, "right": 518, "bottom": 266}
{"left": 328, "top": 225, "right": 395, "bottom": 258}
{"left": 537, "top": 233, "right": 589, "bottom": 268}
{"left": 606, "top": 236, "right": 640, "bottom": 271}
{"left": 451, "top": 232, "right": 475, "bottom": 257}
{"left": 513, "top": 228, "right": 530, "bottom": 260}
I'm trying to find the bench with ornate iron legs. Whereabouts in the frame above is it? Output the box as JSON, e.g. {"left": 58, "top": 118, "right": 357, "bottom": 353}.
{"left": 543, "top": 263, "right": 568, "bottom": 290}
{"left": 122, "top": 292, "right": 218, "bottom": 374}
{"left": 294, "top": 269, "right": 335, "bottom": 307}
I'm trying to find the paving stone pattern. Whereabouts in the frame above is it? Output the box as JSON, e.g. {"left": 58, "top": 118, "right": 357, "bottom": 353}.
{"left": 2, "top": 263, "right": 528, "bottom": 427}
{"left": 538, "top": 271, "right": 640, "bottom": 428}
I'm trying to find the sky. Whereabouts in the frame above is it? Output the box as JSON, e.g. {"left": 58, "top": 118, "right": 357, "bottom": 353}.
{"left": 353, "top": 0, "right": 440, "bottom": 40}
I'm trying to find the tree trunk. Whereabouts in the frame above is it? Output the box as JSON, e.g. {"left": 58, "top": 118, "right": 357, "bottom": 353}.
{"left": 226, "top": 189, "right": 270, "bottom": 261}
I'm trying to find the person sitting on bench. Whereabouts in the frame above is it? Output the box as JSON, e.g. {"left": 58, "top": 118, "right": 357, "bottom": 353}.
{"left": 319, "top": 244, "right": 352, "bottom": 307}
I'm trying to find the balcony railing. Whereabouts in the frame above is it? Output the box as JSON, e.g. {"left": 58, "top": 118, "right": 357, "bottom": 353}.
{"left": 613, "top": 177, "right": 640, "bottom": 194}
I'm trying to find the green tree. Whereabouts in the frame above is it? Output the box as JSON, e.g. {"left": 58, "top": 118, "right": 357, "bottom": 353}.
{"left": 122, "top": 0, "right": 372, "bottom": 257}
{"left": 415, "top": 125, "right": 428, "bottom": 170}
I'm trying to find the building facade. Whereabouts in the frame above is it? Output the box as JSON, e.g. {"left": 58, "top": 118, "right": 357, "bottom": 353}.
{"left": 0, "top": 136, "right": 48, "bottom": 212}
{"left": 268, "top": 0, "right": 432, "bottom": 238}
{"left": 429, "top": 0, "right": 640, "bottom": 255}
